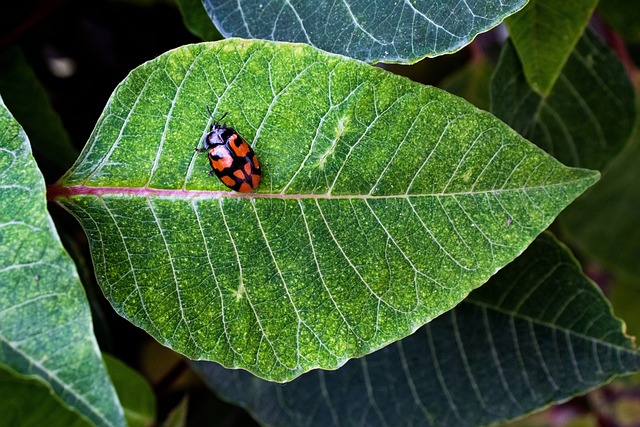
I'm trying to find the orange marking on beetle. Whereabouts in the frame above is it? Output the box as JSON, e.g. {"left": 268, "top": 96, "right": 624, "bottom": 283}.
{"left": 251, "top": 173, "right": 260, "bottom": 189}
{"left": 243, "top": 162, "right": 252, "bottom": 175}
{"left": 211, "top": 156, "right": 233, "bottom": 171}
{"left": 231, "top": 140, "right": 250, "bottom": 157}
{"left": 238, "top": 182, "right": 252, "bottom": 192}
{"left": 251, "top": 154, "right": 259, "bottom": 169}
{"left": 233, "top": 169, "right": 245, "bottom": 179}
{"left": 221, "top": 176, "right": 236, "bottom": 187}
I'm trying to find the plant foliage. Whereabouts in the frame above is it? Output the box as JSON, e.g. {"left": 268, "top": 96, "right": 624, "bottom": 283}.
{"left": 1, "top": 0, "right": 639, "bottom": 425}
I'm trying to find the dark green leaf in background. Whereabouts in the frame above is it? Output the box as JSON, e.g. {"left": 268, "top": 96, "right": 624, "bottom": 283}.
{"left": 0, "top": 95, "right": 125, "bottom": 427}
{"left": 599, "top": 0, "right": 640, "bottom": 44}
{"left": 0, "top": 46, "right": 78, "bottom": 178}
{"left": 162, "top": 396, "right": 189, "bottom": 427}
{"left": 505, "top": 0, "right": 598, "bottom": 96}
{"left": 104, "top": 354, "right": 156, "bottom": 427}
{"left": 491, "top": 31, "right": 636, "bottom": 170}
{"left": 177, "top": 0, "right": 221, "bottom": 41}
{"left": 559, "top": 130, "right": 640, "bottom": 279}
{"left": 193, "top": 233, "right": 640, "bottom": 427}
{"left": 51, "top": 39, "right": 597, "bottom": 382}
{"left": 200, "top": 0, "right": 528, "bottom": 63}
{"left": 0, "top": 364, "right": 92, "bottom": 427}
{"left": 610, "top": 277, "right": 640, "bottom": 339}
{"left": 439, "top": 55, "right": 493, "bottom": 111}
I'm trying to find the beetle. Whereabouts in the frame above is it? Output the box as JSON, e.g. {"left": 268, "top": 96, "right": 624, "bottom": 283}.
{"left": 195, "top": 109, "right": 261, "bottom": 192}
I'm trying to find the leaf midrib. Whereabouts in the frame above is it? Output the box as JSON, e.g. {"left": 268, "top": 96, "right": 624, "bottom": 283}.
{"left": 47, "top": 178, "right": 594, "bottom": 201}
{"left": 464, "top": 297, "right": 637, "bottom": 354}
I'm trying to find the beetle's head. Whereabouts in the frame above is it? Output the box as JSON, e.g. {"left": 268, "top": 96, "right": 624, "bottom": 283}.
{"left": 203, "top": 126, "right": 226, "bottom": 149}
{"left": 202, "top": 109, "right": 229, "bottom": 149}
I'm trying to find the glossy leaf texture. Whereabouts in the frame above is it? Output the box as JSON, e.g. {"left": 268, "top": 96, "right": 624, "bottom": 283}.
{"left": 505, "top": 0, "right": 598, "bottom": 96}
{"left": 51, "top": 39, "right": 598, "bottom": 382}
{"left": 194, "top": 233, "right": 640, "bottom": 427}
{"left": 200, "top": 0, "right": 527, "bottom": 63}
{"left": 491, "top": 30, "right": 636, "bottom": 171}
{"left": 0, "top": 96, "right": 125, "bottom": 426}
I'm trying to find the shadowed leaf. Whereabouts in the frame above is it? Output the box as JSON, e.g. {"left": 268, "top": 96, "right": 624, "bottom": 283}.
{"left": 0, "top": 46, "right": 78, "bottom": 177}
{"left": 491, "top": 31, "right": 636, "bottom": 170}
{"left": 560, "top": 131, "right": 640, "bottom": 279}
{"left": 599, "top": 0, "right": 640, "bottom": 44}
{"left": 200, "top": 0, "right": 527, "bottom": 63}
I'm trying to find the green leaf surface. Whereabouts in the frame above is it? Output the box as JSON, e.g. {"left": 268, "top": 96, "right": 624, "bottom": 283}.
{"left": 0, "top": 46, "right": 78, "bottom": 177}
{"left": 51, "top": 39, "right": 598, "bottom": 382}
{"left": 0, "top": 95, "right": 125, "bottom": 426}
{"left": 104, "top": 354, "right": 156, "bottom": 427}
{"left": 491, "top": 31, "right": 636, "bottom": 170}
{"left": 0, "top": 364, "right": 92, "bottom": 427}
{"left": 200, "top": 0, "right": 528, "bottom": 63}
{"left": 177, "top": 0, "right": 221, "bottom": 41}
{"left": 505, "top": 0, "right": 598, "bottom": 96}
{"left": 559, "top": 130, "right": 640, "bottom": 279}
{"left": 193, "top": 233, "right": 640, "bottom": 427}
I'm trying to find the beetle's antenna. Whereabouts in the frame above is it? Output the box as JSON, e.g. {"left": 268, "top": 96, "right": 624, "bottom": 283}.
{"left": 205, "top": 107, "right": 228, "bottom": 124}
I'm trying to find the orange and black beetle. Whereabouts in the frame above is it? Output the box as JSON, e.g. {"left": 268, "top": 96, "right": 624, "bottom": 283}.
{"left": 196, "top": 111, "right": 261, "bottom": 192}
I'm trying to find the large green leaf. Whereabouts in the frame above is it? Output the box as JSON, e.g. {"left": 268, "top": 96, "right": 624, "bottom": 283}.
{"left": 0, "top": 95, "right": 125, "bottom": 426}
{"left": 50, "top": 39, "right": 598, "bottom": 382}
{"left": 491, "top": 31, "right": 636, "bottom": 170}
{"left": 505, "top": 0, "right": 598, "bottom": 96}
{"left": 200, "top": 0, "right": 528, "bottom": 63}
{"left": 193, "top": 233, "right": 640, "bottom": 427}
